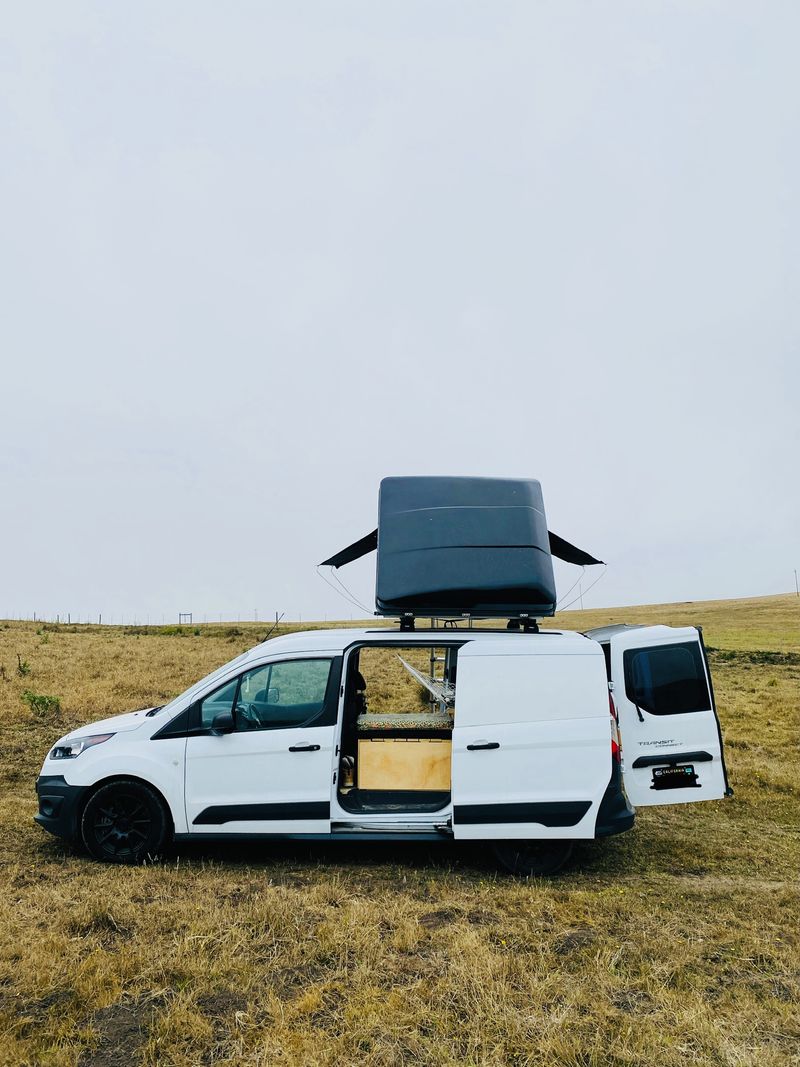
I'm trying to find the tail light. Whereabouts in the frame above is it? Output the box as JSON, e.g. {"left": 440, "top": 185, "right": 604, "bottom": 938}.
{"left": 609, "top": 690, "right": 621, "bottom": 763}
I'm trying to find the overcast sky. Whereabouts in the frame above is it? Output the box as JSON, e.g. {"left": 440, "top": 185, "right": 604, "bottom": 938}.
{"left": 1, "top": 2, "right": 797, "bottom": 624}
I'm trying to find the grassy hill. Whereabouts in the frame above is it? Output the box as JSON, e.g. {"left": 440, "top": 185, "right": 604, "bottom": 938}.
{"left": 0, "top": 594, "right": 797, "bottom": 1065}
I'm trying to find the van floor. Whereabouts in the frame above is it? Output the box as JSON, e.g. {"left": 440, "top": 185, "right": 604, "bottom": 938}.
{"left": 337, "top": 789, "right": 451, "bottom": 814}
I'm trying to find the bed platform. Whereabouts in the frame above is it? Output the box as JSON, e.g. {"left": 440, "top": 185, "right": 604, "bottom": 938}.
{"left": 354, "top": 711, "right": 453, "bottom": 792}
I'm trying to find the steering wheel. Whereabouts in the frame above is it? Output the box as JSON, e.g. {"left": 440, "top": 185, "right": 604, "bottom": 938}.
{"left": 236, "top": 702, "right": 261, "bottom": 728}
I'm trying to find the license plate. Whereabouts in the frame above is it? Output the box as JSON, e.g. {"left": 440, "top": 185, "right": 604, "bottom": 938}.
{"left": 651, "top": 764, "right": 699, "bottom": 790}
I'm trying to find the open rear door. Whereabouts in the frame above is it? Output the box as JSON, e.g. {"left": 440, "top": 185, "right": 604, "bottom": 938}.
{"left": 607, "top": 626, "right": 731, "bottom": 807}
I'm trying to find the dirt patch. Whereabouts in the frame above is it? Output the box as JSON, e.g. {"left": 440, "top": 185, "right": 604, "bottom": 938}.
{"left": 67, "top": 911, "right": 133, "bottom": 941}
{"left": 309, "top": 988, "right": 345, "bottom": 1028}
{"left": 196, "top": 990, "right": 247, "bottom": 1018}
{"left": 216, "top": 882, "right": 263, "bottom": 905}
{"left": 553, "top": 926, "right": 597, "bottom": 955}
{"left": 271, "top": 963, "right": 327, "bottom": 1000}
{"left": 80, "top": 999, "right": 154, "bottom": 1067}
{"left": 610, "top": 989, "right": 655, "bottom": 1014}
{"left": 419, "top": 908, "right": 461, "bottom": 930}
{"left": 466, "top": 909, "right": 498, "bottom": 926}
{"left": 774, "top": 929, "right": 798, "bottom": 948}
{"left": 30, "top": 988, "right": 75, "bottom": 1016}
{"left": 9, "top": 988, "right": 77, "bottom": 1037}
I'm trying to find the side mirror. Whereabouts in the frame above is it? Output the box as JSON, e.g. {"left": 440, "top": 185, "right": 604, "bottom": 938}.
{"left": 211, "top": 710, "right": 235, "bottom": 735}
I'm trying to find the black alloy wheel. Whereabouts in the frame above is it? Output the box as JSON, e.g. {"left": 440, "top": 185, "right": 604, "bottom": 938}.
{"left": 492, "top": 840, "right": 573, "bottom": 877}
{"left": 80, "top": 779, "right": 169, "bottom": 864}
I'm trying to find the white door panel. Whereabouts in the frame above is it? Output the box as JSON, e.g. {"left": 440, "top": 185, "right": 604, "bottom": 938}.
{"left": 183, "top": 654, "right": 341, "bottom": 835}
{"left": 610, "top": 627, "right": 729, "bottom": 807}
{"left": 452, "top": 718, "right": 610, "bottom": 839}
{"left": 452, "top": 644, "right": 612, "bottom": 840}
{"left": 185, "top": 724, "right": 334, "bottom": 834}
{"left": 455, "top": 643, "right": 608, "bottom": 726}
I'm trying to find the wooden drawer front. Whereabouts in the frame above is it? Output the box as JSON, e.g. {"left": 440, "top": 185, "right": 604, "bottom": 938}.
{"left": 357, "top": 739, "right": 452, "bottom": 791}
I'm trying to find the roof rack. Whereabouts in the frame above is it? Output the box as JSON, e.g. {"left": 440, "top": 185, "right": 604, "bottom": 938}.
{"left": 396, "top": 614, "right": 540, "bottom": 633}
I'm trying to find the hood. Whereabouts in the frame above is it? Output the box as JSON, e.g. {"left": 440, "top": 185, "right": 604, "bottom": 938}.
{"left": 65, "top": 707, "right": 156, "bottom": 740}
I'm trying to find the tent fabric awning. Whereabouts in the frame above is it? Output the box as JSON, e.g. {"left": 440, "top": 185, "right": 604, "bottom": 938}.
{"left": 320, "top": 529, "right": 378, "bottom": 569}
{"left": 546, "top": 531, "right": 603, "bottom": 567}
{"left": 320, "top": 528, "right": 602, "bottom": 569}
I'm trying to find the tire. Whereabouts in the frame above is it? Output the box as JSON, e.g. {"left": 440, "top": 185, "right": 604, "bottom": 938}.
{"left": 80, "top": 779, "right": 170, "bottom": 864}
{"left": 492, "top": 840, "right": 573, "bottom": 877}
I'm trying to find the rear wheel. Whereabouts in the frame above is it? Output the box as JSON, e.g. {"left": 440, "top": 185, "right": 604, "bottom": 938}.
{"left": 80, "top": 779, "right": 169, "bottom": 864}
{"left": 492, "top": 840, "right": 573, "bottom": 877}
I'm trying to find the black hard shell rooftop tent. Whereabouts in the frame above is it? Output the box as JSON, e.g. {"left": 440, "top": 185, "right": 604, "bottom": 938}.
{"left": 321, "top": 476, "right": 602, "bottom": 620}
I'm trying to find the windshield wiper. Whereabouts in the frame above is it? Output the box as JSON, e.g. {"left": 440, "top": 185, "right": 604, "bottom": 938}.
{"left": 145, "top": 705, "right": 164, "bottom": 717}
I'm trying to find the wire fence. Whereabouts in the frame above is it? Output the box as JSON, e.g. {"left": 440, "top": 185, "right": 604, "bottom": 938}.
{"left": 0, "top": 610, "right": 362, "bottom": 627}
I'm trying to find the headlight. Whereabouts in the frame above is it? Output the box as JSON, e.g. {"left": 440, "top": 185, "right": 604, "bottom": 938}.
{"left": 49, "top": 733, "right": 115, "bottom": 760}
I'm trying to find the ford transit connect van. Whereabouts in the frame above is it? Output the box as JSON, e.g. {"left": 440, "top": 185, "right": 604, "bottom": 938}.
{"left": 35, "top": 623, "right": 730, "bottom": 875}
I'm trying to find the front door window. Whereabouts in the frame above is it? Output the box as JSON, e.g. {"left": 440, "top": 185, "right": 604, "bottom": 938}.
{"left": 198, "top": 659, "right": 334, "bottom": 731}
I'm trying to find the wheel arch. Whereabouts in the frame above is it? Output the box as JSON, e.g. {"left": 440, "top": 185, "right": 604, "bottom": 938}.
{"left": 79, "top": 773, "right": 176, "bottom": 840}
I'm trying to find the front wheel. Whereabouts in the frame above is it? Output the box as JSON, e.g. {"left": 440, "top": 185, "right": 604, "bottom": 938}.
{"left": 492, "top": 840, "right": 573, "bottom": 877}
{"left": 80, "top": 779, "right": 170, "bottom": 864}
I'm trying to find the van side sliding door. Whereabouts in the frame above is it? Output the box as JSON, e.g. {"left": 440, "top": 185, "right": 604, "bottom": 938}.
{"left": 610, "top": 627, "right": 730, "bottom": 807}
{"left": 451, "top": 639, "right": 611, "bottom": 841}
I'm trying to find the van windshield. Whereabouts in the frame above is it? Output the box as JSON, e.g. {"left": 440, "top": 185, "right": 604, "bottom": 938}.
{"left": 623, "top": 642, "right": 711, "bottom": 716}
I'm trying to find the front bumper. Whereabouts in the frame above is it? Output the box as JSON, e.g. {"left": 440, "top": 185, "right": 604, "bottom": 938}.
{"left": 34, "top": 775, "right": 89, "bottom": 841}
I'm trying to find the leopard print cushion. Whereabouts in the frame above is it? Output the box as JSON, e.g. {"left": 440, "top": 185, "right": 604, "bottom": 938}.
{"left": 356, "top": 711, "right": 452, "bottom": 731}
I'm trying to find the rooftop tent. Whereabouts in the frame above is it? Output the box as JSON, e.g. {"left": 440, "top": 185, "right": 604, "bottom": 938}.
{"left": 376, "top": 476, "right": 555, "bottom": 617}
{"left": 321, "top": 476, "right": 603, "bottom": 619}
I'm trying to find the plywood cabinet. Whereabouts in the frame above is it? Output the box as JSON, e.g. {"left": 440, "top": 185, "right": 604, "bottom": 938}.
{"left": 357, "top": 738, "right": 451, "bottom": 791}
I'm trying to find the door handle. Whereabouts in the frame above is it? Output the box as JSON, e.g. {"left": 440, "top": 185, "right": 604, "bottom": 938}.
{"left": 288, "top": 743, "right": 321, "bottom": 752}
{"left": 466, "top": 741, "right": 500, "bottom": 751}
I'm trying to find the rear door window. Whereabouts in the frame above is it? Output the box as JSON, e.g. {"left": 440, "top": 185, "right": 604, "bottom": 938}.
{"left": 623, "top": 642, "right": 711, "bottom": 716}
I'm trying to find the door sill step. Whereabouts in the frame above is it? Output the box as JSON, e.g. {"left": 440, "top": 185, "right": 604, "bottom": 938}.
{"left": 333, "top": 821, "right": 453, "bottom": 836}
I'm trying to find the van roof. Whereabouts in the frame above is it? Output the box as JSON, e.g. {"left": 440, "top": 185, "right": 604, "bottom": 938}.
{"left": 248, "top": 626, "right": 596, "bottom": 658}
{"left": 583, "top": 624, "right": 646, "bottom": 641}
{"left": 584, "top": 623, "right": 700, "bottom": 644}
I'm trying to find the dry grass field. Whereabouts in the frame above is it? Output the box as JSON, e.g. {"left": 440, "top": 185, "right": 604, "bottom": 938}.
{"left": 0, "top": 594, "right": 798, "bottom": 1066}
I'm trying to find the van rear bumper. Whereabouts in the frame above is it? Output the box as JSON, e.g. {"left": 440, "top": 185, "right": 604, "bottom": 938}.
{"left": 594, "top": 764, "right": 635, "bottom": 837}
{"left": 34, "top": 775, "right": 88, "bottom": 842}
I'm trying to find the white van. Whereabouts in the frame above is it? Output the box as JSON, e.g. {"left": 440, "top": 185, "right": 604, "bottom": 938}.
{"left": 35, "top": 623, "right": 730, "bottom": 875}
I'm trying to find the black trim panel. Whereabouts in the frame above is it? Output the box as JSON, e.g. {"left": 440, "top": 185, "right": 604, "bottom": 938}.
{"left": 632, "top": 750, "right": 712, "bottom": 769}
{"left": 152, "top": 706, "right": 192, "bottom": 740}
{"left": 594, "top": 763, "right": 635, "bottom": 837}
{"left": 34, "top": 775, "right": 89, "bottom": 841}
{"left": 176, "top": 830, "right": 450, "bottom": 842}
{"left": 454, "top": 800, "right": 591, "bottom": 827}
{"left": 193, "top": 801, "right": 330, "bottom": 826}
